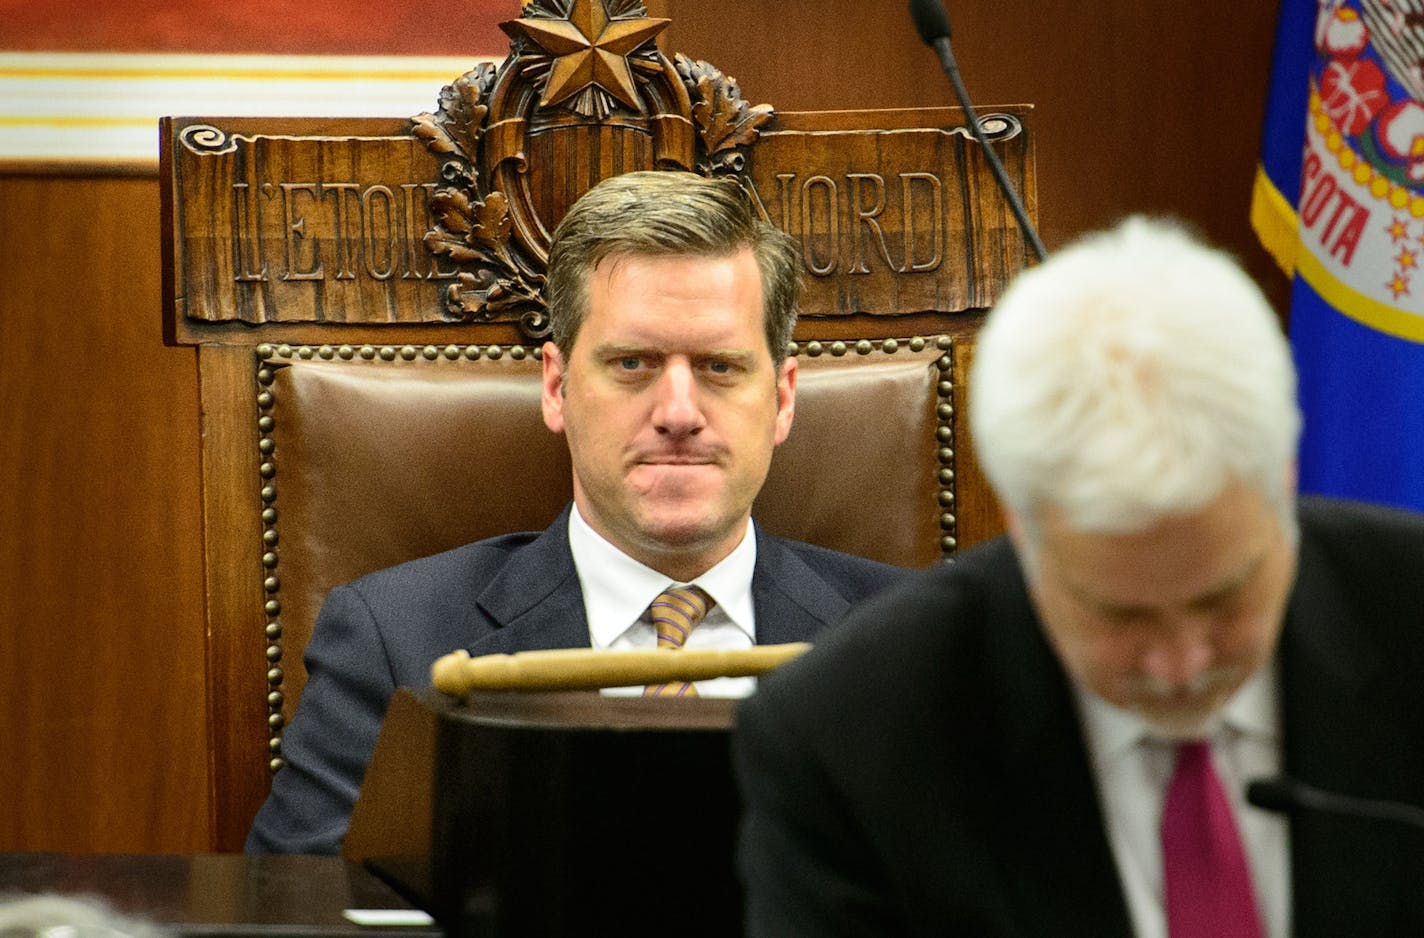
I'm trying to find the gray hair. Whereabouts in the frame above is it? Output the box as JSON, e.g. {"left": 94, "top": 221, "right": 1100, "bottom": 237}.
{"left": 0, "top": 895, "right": 171, "bottom": 938}
{"left": 969, "top": 216, "right": 1301, "bottom": 546}
{"left": 544, "top": 171, "right": 801, "bottom": 362}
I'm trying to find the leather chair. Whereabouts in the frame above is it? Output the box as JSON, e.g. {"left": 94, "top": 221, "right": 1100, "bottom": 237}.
{"left": 262, "top": 337, "right": 954, "bottom": 714}
{"left": 163, "top": 11, "right": 1031, "bottom": 851}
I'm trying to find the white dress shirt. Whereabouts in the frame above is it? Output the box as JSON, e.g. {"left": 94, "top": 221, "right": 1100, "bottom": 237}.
{"left": 567, "top": 504, "right": 758, "bottom": 698}
{"left": 1075, "top": 665, "right": 1290, "bottom": 938}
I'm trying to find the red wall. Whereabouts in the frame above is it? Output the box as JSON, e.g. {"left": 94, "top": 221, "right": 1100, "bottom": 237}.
{"left": 0, "top": 0, "right": 515, "bottom": 55}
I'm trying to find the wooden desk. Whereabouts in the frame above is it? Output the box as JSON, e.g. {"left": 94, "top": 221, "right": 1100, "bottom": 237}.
{"left": 0, "top": 853, "right": 442, "bottom": 936}
{"left": 351, "top": 689, "right": 742, "bottom": 937}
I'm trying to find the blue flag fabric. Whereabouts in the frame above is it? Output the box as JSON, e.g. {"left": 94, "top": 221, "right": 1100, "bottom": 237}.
{"left": 1253, "top": 0, "right": 1424, "bottom": 512}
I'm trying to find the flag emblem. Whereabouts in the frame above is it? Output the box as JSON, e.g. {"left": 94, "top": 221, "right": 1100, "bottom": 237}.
{"left": 1254, "top": 0, "right": 1424, "bottom": 511}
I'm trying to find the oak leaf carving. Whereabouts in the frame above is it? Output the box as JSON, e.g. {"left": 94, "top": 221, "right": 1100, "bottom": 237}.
{"left": 674, "top": 54, "right": 774, "bottom": 173}
{"left": 411, "top": 63, "right": 496, "bottom": 165}
{"left": 472, "top": 191, "right": 513, "bottom": 253}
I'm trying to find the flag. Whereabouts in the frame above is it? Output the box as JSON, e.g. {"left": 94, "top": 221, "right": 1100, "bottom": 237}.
{"left": 1253, "top": 0, "right": 1424, "bottom": 512}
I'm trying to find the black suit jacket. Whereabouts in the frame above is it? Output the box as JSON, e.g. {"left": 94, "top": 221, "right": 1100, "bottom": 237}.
{"left": 734, "top": 497, "right": 1424, "bottom": 937}
{"left": 246, "top": 506, "right": 908, "bottom": 855}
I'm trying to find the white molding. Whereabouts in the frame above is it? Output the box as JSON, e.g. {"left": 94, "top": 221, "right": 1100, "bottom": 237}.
{"left": 0, "top": 51, "right": 495, "bottom": 167}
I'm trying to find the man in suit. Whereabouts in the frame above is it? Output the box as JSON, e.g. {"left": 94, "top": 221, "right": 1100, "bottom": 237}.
{"left": 735, "top": 217, "right": 1424, "bottom": 937}
{"left": 246, "top": 170, "right": 907, "bottom": 855}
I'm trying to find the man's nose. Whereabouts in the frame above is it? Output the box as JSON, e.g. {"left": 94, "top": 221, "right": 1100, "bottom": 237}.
{"left": 1138, "top": 623, "right": 1215, "bottom": 690}
{"left": 652, "top": 359, "right": 705, "bottom": 436}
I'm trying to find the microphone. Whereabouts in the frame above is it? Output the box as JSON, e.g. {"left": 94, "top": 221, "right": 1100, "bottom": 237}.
{"left": 909, "top": 0, "right": 952, "bottom": 44}
{"left": 908, "top": 0, "right": 1048, "bottom": 263}
{"left": 1246, "top": 776, "right": 1424, "bottom": 834}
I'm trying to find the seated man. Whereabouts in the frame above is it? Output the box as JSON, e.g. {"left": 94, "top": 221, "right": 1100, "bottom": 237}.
{"left": 735, "top": 217, "right": 1424, "bottom": 936}
{"left": 246, "top": 170, "right": 910, "bottom": 855}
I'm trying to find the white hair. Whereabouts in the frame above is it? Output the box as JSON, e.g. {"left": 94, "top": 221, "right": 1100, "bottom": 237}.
{"left": 0, "top": 895, "right": 171, "bottom": 938}
{"left": 969, "top": 216, "right": 1300, "bottom": 543}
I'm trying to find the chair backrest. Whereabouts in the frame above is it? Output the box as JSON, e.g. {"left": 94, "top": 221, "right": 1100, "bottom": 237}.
{"left": 263, "top": 338, "right": 952, "bottom": 712}
{"left": 161, "top": 3, "right": 1037, "bottom": 849}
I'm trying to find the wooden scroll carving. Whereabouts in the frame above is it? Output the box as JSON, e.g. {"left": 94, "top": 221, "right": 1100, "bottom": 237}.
{"left": 163, "top": 0, "right": 1036, "bottom": 345}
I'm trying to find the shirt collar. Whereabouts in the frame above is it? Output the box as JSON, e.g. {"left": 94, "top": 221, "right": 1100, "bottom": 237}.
{"left": 1075, "top": 661, "right": 1280, "bottom": 765}
{"left": 1221, "top": 660, "right": 1278, "bottom": 742}
{"left": 567, "top": 504, "right": 758, "bottom": 648}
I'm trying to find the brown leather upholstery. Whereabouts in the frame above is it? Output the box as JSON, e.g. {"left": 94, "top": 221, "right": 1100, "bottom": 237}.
{"left": 263, "top": 338, "right": 951, "bottom": 713}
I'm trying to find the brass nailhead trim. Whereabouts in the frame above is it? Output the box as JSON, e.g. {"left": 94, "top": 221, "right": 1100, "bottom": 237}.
{"left": 255, "top": 343, "right": 537, "bottom": 772}
{"left": 931, "top": 339, "right": 956, "bottom": 559}
{"left": 253, "top": 337, "right": 958, "bottom": 770}
{"left": 787, "top": 337, "right": 956, "bottom": 561}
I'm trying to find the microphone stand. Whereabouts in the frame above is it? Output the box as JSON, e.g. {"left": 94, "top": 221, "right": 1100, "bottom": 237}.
{"left": 1247, "top": 776, "right": 1424, "bottom": 834}
{"left": 911, "top": 2, "right": 1048, "bottom": 263}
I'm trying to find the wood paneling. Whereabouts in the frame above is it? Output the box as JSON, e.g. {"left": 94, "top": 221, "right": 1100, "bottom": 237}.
{"left": 659, "top": 0, "right": 1291, "bottom": 312}
{"left": 0, "top": 174, "right": 208, "bottom": 851}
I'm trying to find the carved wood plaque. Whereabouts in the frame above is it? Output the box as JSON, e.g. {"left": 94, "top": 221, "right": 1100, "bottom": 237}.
{"left": 161, "top": 0, "right": 1035, "bottom": 346}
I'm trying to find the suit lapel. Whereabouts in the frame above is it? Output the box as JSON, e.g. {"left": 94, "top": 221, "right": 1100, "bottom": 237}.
{"left": 464, "top": 519, "right": 867, "bottom": 653}
{"left": 467, "top": 506, "right": 590, "bottom": 655}
{"left": 970, "top": 542, "right": 1137, "bottom": 936}
{"left": 1279, "top": 526, "right": 1414, "bottom": 937}
{"left": 749, "top": 529, "right": 851, "bottom": 645}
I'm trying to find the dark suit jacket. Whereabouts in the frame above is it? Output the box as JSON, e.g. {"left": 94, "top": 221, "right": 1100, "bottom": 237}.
{"left": 246, "top": 506, "right": 908, "bottom": 855}
{"left": 735, "top": 497, "right": 1424, "bottom": 937}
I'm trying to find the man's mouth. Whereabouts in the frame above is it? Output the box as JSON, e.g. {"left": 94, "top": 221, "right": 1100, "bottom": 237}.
{"left": 1129, "top": 666, "right": 1242, "bottom": 705}
{"left": 634, "top": 452, "right": 718, "bottom": 466}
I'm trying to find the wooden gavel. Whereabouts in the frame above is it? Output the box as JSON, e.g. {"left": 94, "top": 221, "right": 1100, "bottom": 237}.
{"left": 431, "top": 643, "right": 811, "bottom": 695}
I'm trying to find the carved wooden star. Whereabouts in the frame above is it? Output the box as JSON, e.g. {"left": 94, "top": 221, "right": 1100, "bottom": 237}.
{"left": 503, "top": 0, "right": 670, "bottom": 112}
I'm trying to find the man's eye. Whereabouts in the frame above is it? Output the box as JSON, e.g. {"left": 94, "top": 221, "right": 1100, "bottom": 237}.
{"left": 704, "top": 358, "right": 745, "bottom": 377}
{"left": 619, "top": 356, "right": 642, "bottom": 370}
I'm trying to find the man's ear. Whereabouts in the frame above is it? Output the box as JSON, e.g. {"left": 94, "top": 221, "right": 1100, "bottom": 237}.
{"left": 1003, "top": 507, "right": 1024, "bottom": 544}
{"left": 772, "top": 355, "right": 797, "bottom": 446}
{"left": 541, "top": 342, "right": 566, "bottom": 434}
{"left": 1002, "top": 506, "right": 1043, "bottom": 576}
{"left": 1002, "top": 506, "right": 1031, "bottom": 558}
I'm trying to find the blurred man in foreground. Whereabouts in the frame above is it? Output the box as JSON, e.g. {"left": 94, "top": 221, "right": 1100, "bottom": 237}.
{"left": 735, "top": 217, "right": 1424, "bottom": 937}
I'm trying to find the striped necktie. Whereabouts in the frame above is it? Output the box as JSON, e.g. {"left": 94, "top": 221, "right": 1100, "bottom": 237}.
{"left": 1161, "top": 740, "right": 1265, "bottom": 938}
{"left": 643, "top": 586, "right": 713, "bottom": 698}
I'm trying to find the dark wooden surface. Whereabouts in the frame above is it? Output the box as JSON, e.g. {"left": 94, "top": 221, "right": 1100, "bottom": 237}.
{"left": 345, "top": 690, "right": 440, "bottom": 865}
{"left": 0, "top": 853, "right": 440, "bottom": 936}
{"left": 351, "top": 689, "right": 741, "bottom": 935}
{"left": 2, "top": 0, "right": 1287, "bottom": 854}
{"left": 426, "top": 690, "right": 741, "bottom": 937}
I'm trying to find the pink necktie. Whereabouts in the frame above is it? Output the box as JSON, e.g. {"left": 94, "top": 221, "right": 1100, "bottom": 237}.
{"left": 1161, "top": 741, "right": 1265, "bottom": 938}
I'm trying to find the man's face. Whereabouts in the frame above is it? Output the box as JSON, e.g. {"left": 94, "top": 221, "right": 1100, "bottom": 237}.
{"left": 541, "top": 248, "right": 796, "bottom": 580}
{"left": 1012, "top": 482, "right": 1297, "bottom": 739}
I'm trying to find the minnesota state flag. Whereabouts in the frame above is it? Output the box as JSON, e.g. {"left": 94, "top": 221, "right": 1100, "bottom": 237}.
{"left": 1253, "top": 0, "right": 1424, "bottom": 511}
